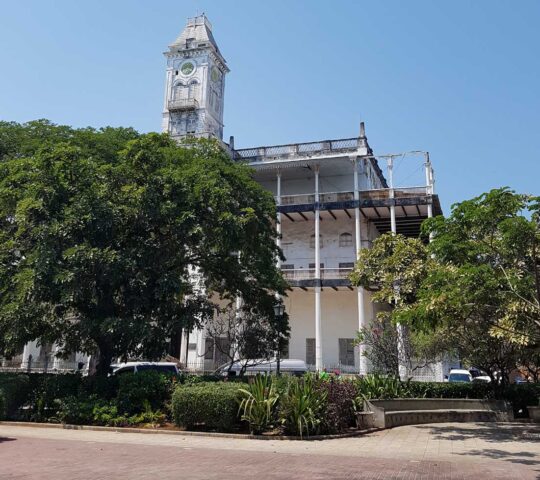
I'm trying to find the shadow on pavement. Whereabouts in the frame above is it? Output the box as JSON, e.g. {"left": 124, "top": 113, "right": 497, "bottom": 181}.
{"left": 0, "top": 437, "right": 16, "bottom": 444}
{"left": 415, "top": 422, "right": 540, "bottom": 444}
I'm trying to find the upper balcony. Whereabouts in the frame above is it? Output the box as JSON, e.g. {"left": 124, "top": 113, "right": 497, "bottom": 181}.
{"left": 232, "top": 137, "right": 369, "bottom": 164}
{"left": 282, "top": 266, "right": 354, "bottom": 289}
{"left": 168, "top": 98, "right": 199, "bottom": 111}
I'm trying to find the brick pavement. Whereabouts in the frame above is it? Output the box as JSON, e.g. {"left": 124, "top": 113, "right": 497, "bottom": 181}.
{"left": 0, "top": 422, "right": 538, "bottom": 479}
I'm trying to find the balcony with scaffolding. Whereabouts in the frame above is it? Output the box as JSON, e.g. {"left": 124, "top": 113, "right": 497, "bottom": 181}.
{"left": 168, "top": 98, "right": 199, "bottom": 111}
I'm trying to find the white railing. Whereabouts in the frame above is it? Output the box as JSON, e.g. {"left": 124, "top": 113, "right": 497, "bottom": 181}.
{"left": 282, "top": 267, "right": 353, "bottom": 281}
{"left": 278, "top": 188, "right": 429, "bottom": 206}
{"left": 234, "top": 137, "right": 367, "bottom": 162}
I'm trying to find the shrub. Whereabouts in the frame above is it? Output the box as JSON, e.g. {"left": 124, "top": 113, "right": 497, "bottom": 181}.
{"left": 238, "top": 375, "right": 279, "bottom": 434}
{"left": 116, "top": 371, "right": 174, "bottom": 415}
{"left": 317, "top": 379, "right": 357, "bottom": 434}
{"left": 0, "top": 389, "right": 5, "bottom": 420}
{"left": 172, "top": 382, "right": 243, "bottom": 432}
{"left": 279, "top": 374, "right": 326, "bottom": 438}
{"left": 356, "top": 374, "right": 411, "bottom": 400}
{"left": 0, "top": 374, "right": 32, "bottom": 419}
{"left": 407, "top": 381, "right": 493, "bottom": 400}
{"left": 56, "top": 395, "right": 102, "bottom": 425}
{"left": 27, "top": 374, "right": 82, "bottom": 422}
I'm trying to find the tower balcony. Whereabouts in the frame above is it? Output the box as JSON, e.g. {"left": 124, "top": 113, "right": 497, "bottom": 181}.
{"left": 168, "top": 98, "right": 199, "bottom": 111}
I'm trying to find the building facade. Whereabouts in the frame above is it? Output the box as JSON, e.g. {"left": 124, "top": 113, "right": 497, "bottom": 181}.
{"left": 4, "top": 14, "right": 449, "bottom": 380}
{"left": 164, "top": 15, "right": 445, "bottom": 378}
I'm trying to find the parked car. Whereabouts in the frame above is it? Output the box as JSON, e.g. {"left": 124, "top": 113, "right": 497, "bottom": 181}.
{"left": 215, "top": 358, "right": 308, "bottom": 377}
{"left": 110, "top": 361, "right": 180, "bottom": 376}
{"left": 469, "top": 368, "right": 491, "bottom": 383}
{"left": 446, "top": 369, "right": 473, "bottom": 383}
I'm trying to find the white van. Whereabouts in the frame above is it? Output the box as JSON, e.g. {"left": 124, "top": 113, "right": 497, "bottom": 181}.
{"left": 111, "top": 362, "right": 180, "bottom": 376}
{"left": 215, "top": 358, "right": 308, "bottom": 377}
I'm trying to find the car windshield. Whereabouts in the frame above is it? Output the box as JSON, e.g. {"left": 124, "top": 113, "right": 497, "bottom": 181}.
{"left": 449, "top": 373, "right": 470, "bottom": 382}
{"left": 137, "top": 365, "right": 177, "bottom": 374}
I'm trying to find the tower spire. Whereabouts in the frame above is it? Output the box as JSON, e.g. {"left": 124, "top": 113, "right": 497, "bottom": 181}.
{"left": 162, "top": 15, "right": 229, "bottom": 140}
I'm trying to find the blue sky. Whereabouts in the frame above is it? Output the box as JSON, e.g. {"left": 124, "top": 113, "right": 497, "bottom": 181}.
{"left": 1, "top": 0, "right": 539, "bottom": 211}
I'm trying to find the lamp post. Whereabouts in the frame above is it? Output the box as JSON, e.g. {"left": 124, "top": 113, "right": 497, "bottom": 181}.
{"left": 273, "top": 302, "right": 285, "bottom": 376}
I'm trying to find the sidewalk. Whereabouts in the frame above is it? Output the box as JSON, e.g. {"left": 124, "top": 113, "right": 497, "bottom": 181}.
{"left": 0, "top": 422, "right": 538, "bottom": 479}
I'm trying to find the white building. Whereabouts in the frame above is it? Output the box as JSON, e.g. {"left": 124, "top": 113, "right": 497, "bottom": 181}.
{"left": 164, "top": 15, "right": 445, "bottom": 378}
{"left": 5, "top": 14, "right": 449, "bottom": 380}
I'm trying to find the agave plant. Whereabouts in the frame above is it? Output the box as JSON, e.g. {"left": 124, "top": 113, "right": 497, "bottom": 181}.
{"left": 279, "top": 374, "right": 327, "bottom": 438}
{"left": 238, "top": 375, "right": 279, "bottom": 434}
{"left": 356, "top": 373, "right": 411, "bottom": 401}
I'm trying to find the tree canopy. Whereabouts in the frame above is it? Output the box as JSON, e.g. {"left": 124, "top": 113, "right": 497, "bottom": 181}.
{"left": 0, "top": 120, "right": 286, "bottom": 374}
{"left": 351, "top": 188, "right": 540, "bottom": 383}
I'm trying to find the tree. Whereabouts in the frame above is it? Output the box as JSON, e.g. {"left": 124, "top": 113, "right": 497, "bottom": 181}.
{"left": 204, "top": 303, "right": 290, "bottom": 376}
{"left": 0, "top": 121, "right": 286, "bottom": 374}
{"left": 350, "top": 234, "right": 434, "bottom": 377}
{"left": 350, "top": 189, "right": 540, "bottom": 385}
{"left": 421, "top": 188, "right": 540, "bottom": 347}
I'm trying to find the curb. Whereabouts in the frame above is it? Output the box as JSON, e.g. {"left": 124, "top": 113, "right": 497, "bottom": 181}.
{"left": 0, "top": 421, "right": 381, "bottom": 441}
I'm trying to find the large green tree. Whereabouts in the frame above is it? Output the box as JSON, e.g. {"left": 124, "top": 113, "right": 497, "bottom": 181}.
{"left": 351, "top": 189, "right": 539, "bottom": 384}
{"left": 0, "top": 121, "right": 286, "bottom": 374}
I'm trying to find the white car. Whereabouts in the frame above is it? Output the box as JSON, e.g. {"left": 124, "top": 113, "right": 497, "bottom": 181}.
{"left": 446, "top": 369, "right": 473, "bottom": 383}
{"left": 215, "top": 358, "right": 308, "bottom": 377}
{"left": 111, "top": 361, "right": 180, "bottom": 375}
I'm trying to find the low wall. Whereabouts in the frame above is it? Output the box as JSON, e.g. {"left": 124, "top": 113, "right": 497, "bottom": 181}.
{"left": 365, "top": 398, "right": 513, "bottom": 429}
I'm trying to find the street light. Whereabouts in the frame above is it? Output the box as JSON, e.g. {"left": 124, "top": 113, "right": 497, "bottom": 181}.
{"left": 273, "top": 301, "right": 286, "bottom": 376}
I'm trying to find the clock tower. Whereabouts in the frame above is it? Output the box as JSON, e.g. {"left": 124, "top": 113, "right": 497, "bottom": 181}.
{"left": 162, "top": 15, "right": 228, "bottom": 140}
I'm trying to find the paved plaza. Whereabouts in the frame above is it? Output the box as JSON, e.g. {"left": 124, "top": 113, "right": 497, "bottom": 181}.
{"left": 0, "top": 422, "right": 539, "bottom": 479}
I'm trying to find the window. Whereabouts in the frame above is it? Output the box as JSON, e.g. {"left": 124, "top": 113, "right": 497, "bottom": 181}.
{"left": 306, "top": 338, "right": 315, "bottom": 366}
{"left": 173, "top": 82, "right": 186, "bottom": 100}
{"left": 188, "top": 80, "right": 199, "bottom": 100}
{"left": 308, "top": 263, "right": 324, "bottom": 269}
{"left": 339, "top": 232, "right": 353, "bottom": 247}
{"left": 188, "top": 343, "right": 197, "bottom": 351}
{"left": 309, "top": 234, "right": 322, "bottom": 248}
{"left": 339, "top": 262, "right": 354, "bottom": 269}
{"left": 281, "top": 264, "right": 294, "bottom": 270}
{"left": 339, "top": 338, "right": 355, "bottom": 366}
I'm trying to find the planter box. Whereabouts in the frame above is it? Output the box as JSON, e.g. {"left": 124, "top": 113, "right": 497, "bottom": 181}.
{"left": 528, "top": 406, "right": 540, "bottom": 422}
{"left": 355, "top": 412, "right": 375, "bottom": 430}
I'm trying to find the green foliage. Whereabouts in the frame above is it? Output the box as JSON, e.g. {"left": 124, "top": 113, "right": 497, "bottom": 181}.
{"left": 116, "top": 371, "right": 173, "bottom": 415}
{"left": 56, "top": 395, "right": 101, "bottom": 425}
{"left": 0, "top": 373, "right": 33, "bottom": 418}
{"left": 0, "top": 121, "right": 286, "bottom": 373}
{"left": 356, "top": 374, "right": 412, "bottom": 401}
{"left": 316, "top": 378, "right": 357, "bottom": 434}
{"left": 238, "top": 375, "right": 279, "bottom": 434}
{"left": 350, "top": 233, "right": 430, "bottom": 307}
{"left": 279, "top": 374, "right": 326, "bottom": 438}
{"left": 172, "top": 382, "right": 243, "bottom": 431}
{"left": 0, "top": 389, "right": 5, "bottom": 420}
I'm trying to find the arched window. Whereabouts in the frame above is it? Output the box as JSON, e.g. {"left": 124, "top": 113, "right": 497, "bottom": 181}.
{"left": 173, "top": 82, "right": 186, "bottom": 100}
{"left": 188, "top": 80, "right": 200, "bottom": 100}
{"left": 310, "top": 234, "right": 322, "bottom": 249}
{"left": 339, "top": 232, "right": 353, "bottom": 247}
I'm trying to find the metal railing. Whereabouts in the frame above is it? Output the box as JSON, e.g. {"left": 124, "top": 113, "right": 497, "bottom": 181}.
{"left": 168, "top": 98, "right": 199, "bottom": 111}
{"left": 233, "top": 137, "right": 367, "bottom": 162}
{"left": 0, "top": 357, "right": 85, "bottom": 374}
{"left": 282, "top": 267, "right": 353, "bottom": 281}
{"left": 278, "top": 188, "right": 428, "bottom": 206}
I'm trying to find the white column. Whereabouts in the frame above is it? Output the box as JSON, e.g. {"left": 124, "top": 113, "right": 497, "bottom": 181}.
{"left": 179, "top": 329, "right": 188, "bottom": 366}
{"left": 276, "top": 171, "right": 282, "bottom": 267}
{"left": 353, "top": 157, "right": 368, "bottom": 375}
{"left": 425, "top": 153, "right": 434, "bottom": 219}
{"left": 314, "top": 166, "right": 322, "bottom": 371}
{"left": 387, "top": 157, "right": 396, "bottom": 234}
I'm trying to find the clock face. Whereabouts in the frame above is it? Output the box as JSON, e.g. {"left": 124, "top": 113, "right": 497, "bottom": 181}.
{"left": 211, "top": 66, "right": 220, "bottom": 83}
{"left": 181, "top": 62, "right": 195, "bottom": 75}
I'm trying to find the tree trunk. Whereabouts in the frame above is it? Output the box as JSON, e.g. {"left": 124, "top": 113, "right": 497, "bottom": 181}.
{"left": 95, "top": 341, "right": 114, "bottom": 376}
